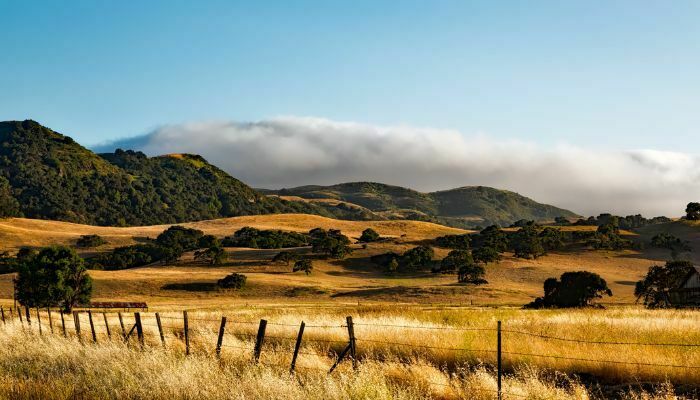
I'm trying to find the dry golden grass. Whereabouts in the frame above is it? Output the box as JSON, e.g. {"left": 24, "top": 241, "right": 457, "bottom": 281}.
{"left": 0, "top": 215, "right": 466, "bottom": 252}
{"left": 0, "top": 307, "right": 694, "bottom": 399}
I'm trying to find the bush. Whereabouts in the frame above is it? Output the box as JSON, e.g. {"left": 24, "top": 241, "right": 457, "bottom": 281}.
{"left": 223, "top": 227, "right": 309, "bottom": 249}
{"left": 526, "top": 271, "right": 612, "bottom": 308}
{"left": 217, "top": 273, "right": 246, "bottom": 289}
{"left": 686, "top": 202, "right": 700, "bottom": 221}
{"left": 293, "top": 259, "right": 313, "bottom": 275}
{"left": 359, "top": 228, "right": 381, "bottom": 243}
{"left": 76, "top": 234, "right": 107, "bottom": 248}
{"left": 14, "top": 246, "right": 92, "bottom": 312}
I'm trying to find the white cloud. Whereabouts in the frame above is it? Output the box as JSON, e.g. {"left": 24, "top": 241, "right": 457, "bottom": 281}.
{"left": 95, "top": 116, "right": 700, "bottom": 217}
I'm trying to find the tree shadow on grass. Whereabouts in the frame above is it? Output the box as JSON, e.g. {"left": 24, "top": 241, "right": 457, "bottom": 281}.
{"left": 161, "top": 282, "right": 218, "bottom": 292}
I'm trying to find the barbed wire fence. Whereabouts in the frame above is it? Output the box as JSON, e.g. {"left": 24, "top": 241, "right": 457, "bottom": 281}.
{"left": 0, "top": 305, "right": 699, "bottom": 400}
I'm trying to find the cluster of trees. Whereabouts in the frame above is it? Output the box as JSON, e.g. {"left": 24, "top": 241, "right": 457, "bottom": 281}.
{"left": 526, "top": 271, "right": 612, "bottom": 308}
{"left": 222, "top": 227, "right": 309, "bottom": 249}
{"left": 309, "top": 228, "right": 352, "bottom": 259}
{"left": 87, "top": 226, "right": 224, "bottom": 270}
{"left": 570, "top": 213, "right": 671, "bottom": 230}
{"left": 371, "top": 246, "right": 434, "bottom": 274}
{"left": 589, "top": 220, "right": 630, "bottom": 250}
{"left": 650, "top": 233, "right": 692, "bottom": 259}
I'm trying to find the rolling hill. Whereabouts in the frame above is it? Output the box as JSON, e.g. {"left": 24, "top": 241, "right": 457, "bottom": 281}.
{"left": 0, "top": 120, "right": 577, "bottom": 228}
{"left": 0, "top": 120, "right": 333, "bottom": 225}
{"left": 263, "top": 182, "right": 579, "bottom": 228}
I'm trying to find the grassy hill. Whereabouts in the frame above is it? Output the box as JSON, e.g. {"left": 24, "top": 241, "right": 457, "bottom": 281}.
{"left": 0, "top": 120, "right": 332, "bottom": 225}
{"left": 265, "top": 182, "right": 579, "bottom": 228}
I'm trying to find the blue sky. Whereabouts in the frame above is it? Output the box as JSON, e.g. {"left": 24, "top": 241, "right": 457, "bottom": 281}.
{"left": 2, "top": 0, "right": 699, "bottom": 150}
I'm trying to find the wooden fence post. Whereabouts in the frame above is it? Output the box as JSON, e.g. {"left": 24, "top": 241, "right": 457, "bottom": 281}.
{"left": 346, "top": 316, "right": 357, "bottom": 370}
{"left": 47, "top": 308, "right": 53, "bottom": 334}
{"left": 18, "top": 306, "right": 23, "bottom": 324}
{"left": 0, "top": 307, "right": 5, "bottom": 325}
{"left": 88, "top": 311, "right": 97, "bottom": 343}
{"left": 253, "top": 319, "right": 267, "bottom": 363}
{"left": 183, "top": 310, "right": 190, "bottom": 356}
{"left": 135, "top": 312, "right": 144, "bottom": 347}
{"left": 156, "top": 313, "right": 165, "bottom": 347}
{"left": 25, "top": 306, "right": 30, "bottom": 326}
{"left": 103, "top": 313, "right": 111, "bottom": 338}
{"left": 216, "top": 316, "right": 227, "bottom": 358}
{"left": 61, "top": 312, "right": 67, "bottom": 337}
{"left": 290, "top": 321, "right": 305, "bottom": 373}
{"left": 36, "top": 308, "right": 42, "bottom": 335}
{"left": 497, "top": 320, "right": 502, "bottom": 400}
{"left": 118, "top": 312, "right": 126, "bottom": 339}
{"left": 73, "top": 311, "right": 82, "bottom": 342}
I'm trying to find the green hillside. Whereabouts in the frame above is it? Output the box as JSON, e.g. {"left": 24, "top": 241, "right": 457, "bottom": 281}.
{"left": 267, "top": 182, "right": 579, "bottom": 228}
{"left": 0, "top": 120, "right": 331, "bottom": 226}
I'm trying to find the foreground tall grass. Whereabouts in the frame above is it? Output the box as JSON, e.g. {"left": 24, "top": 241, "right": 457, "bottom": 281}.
{"left": 0, "top": 306, "right": 696, "bottom": 399}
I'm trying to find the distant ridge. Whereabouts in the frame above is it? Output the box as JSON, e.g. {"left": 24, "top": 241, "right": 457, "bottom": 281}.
{"left": 0, "top": 120, "right": 577, "bottom": 228}
{"left": 262, "top": 182, "right": 579, "bottom": 228}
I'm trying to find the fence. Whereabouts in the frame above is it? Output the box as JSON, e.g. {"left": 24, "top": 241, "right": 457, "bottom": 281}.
{"left": 0, "top": 305, "right": 699, "bottom": 399}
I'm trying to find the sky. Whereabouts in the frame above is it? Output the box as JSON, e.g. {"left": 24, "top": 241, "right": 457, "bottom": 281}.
{"left": 2, "top": 1, "right": 700, "bottom": 216}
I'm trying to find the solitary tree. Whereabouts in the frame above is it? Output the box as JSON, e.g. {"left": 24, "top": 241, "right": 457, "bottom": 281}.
{"left": 635, "top": 261, "right": 694, "bottom": 308}
{"left": 293, "top": 259, "right": 313, "bottom": 275}
{"left": 194, "top": 244, "right": 227, "bottom": 265}
{"left": 526, "top": 271, "right": 612, "bottom": 308}
{"left": 14, "top": 246, "right": 92, "bottom": 312}
{"left": 359, "top": 228, "right": 381, "bottom": 243}
{"left": 686, "top": 202, "right": 700, "bottom": 221}
{"left": 272, "top": 251, "right": 299, "bottom": 266}
{"left": 458, "top": 263, "right": 487, "bottom": 285}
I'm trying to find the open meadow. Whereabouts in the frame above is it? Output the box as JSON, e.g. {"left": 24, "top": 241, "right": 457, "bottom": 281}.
{"left": 0, "top": 215, "right": 699, "bottom": 399}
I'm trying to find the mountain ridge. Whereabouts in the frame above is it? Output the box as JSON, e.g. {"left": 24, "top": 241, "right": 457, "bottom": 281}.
{"left": 0, "top": 120, "right": 577, "bottom": 228}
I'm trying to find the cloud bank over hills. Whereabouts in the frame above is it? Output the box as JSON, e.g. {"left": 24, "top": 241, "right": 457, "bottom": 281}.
{"left": 95, "top": 117, "right": 700, "bottom": 217}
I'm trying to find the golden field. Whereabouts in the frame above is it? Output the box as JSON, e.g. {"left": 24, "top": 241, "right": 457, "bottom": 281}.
{"left": 0, "top": 216, "right": 699, "bottom": 398}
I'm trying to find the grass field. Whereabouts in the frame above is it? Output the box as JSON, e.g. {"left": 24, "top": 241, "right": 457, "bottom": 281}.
{"left": 0, "top": 216, "right": 699, "bottom": 398}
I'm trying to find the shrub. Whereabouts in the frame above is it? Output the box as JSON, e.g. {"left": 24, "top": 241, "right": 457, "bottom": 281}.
{"left": 217, "top": 273, "right": 246, "bottom": 289}
{"left": 526, "top": 271, "right": 612, "bottom": 309}
{"left": 359, "top": 228, "right": 381, "bottom": 243}
{"left": 14, "top": 246, "right": 92, "bottom": 312}
{"left": 76, "top": 234, "right": 107, "bottom": 248}
{"left": 293, "top": 259, "right": 313, "bottom": 275}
